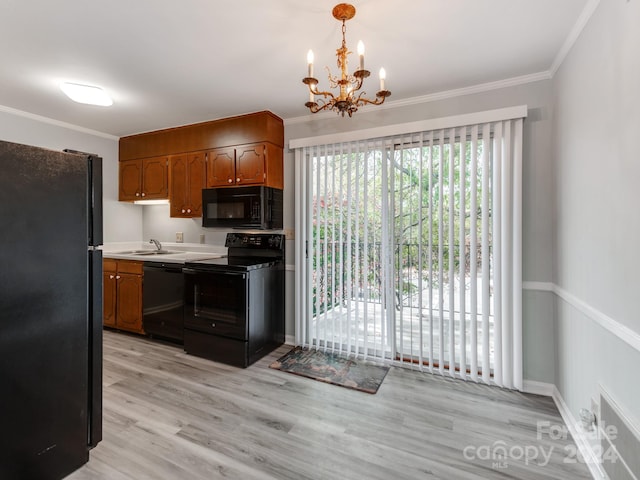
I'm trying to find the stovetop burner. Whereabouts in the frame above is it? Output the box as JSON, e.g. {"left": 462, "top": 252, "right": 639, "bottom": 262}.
{"left": 184, "top": 233, "right": 284, "bottom": 272}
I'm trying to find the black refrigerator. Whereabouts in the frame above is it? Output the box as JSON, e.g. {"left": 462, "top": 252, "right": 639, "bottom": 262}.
{"left": 0, "top": 140, "right": 103, "bottom": 479}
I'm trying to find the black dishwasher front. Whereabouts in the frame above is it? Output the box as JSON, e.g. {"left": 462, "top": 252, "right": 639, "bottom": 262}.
{"left": 143, "top": 262, "right": 184, "bottom": 343}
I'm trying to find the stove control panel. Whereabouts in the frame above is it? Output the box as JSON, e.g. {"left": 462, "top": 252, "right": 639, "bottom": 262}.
{"left": 225, "top": 233, "right": 284, "bottom": 250}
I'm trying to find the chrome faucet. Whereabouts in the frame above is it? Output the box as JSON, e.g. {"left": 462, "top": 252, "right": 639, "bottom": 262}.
{"left": 149, "top": 238, "right": 162, "bottom": 251}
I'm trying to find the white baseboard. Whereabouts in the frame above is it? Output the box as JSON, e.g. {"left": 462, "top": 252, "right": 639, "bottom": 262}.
{"left": 284, "top": 335, "right": 295, "bottom": 345}
{"left": 551, "top": 386, "right": 607, "bottom": 480}
{"left": 523, "top": 380, "right": 605, "bottom": 479}
{"left": 523, "top": 380, "right": 555, "bottom": 396}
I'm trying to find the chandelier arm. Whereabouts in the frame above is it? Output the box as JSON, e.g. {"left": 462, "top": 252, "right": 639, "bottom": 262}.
{"left": 353, "top": 91, "right": 389, "bottom": 107}
{"left": 306, "top": 80, "right": 337, "bottom": 101}
{"left": 326, "top": 66, "right": 341, "bottom": 89}
{"left": 357, "top": 97, "right": 384, "bottom": 106}
{"left": 311, "top": 87, "right": 337, "bottom": 101}
{"left": 308, "top": 101, "right": 334, "bottom": 114}
{"left": 351, "top": 72, "right": 367, "bottom": 91}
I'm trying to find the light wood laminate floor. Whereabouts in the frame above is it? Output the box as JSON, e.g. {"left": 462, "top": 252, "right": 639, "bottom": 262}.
{"left": 67, "top": 331, "right": 592, "bottom": 480}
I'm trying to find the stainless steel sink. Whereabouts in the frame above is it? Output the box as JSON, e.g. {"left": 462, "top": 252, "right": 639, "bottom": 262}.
{"left": 114, "top": 250, "right": 178, "bottom": 256}
{"left": 136, "top": 250, "right": 178, "bottom": 255}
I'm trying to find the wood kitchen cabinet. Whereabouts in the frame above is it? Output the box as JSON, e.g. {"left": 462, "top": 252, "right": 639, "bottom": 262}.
{"left": 206, "top": 142, "right": 283, "bottom": 189}
{"left": 206, "top": 146, "right": 235, "bottom": 187}
{"left": 103, "top": 259, "right": 144, "bottom": 334}
{"left": 103, "top": 260, "right": 117, "bottom": 328}
{"left": 119, "top": 156, "right": 168, "bottom": 201}
{"left": 169, "top": 151, "right": 205, "bottom": 218}
{"left": 119, "top": 111, "right": 284, "bottom": 162}
{"left": 118, "top": 111, "right": 284, "bottom": 216}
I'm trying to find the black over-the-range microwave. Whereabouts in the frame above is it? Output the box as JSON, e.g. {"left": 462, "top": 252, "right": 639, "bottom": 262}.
{"left": 202, "top": 186, "right": 283, "bottom": 229}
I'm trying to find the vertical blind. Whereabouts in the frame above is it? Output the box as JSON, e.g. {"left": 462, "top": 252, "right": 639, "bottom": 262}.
{"left": 293, "top": 108, "right": 525, "bottom": 390}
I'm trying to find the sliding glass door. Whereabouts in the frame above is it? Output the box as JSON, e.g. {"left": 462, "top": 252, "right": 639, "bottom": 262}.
{"left": 294, "top": 113, "right": 523, "bottom": 389}
{"left": 390, "top": 129, "right": 492, "bottom": 378}
{"left": 307, "top": 141, "right": 395, "bottom": 359}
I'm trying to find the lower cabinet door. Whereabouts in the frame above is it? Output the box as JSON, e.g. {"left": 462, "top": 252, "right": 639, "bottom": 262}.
{"left": 116, "top": 273, "right": 144, "bottom": 333}
{"left": 103, "top": 271, "right": 117, "bottom": 328}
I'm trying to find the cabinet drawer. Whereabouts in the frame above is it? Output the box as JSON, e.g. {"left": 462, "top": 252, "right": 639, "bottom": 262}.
{"left": 103, "top": 258, "right": 117, "bottom": 272}
{"left": 117, "top": 260, "right": 143, "bottom": 274}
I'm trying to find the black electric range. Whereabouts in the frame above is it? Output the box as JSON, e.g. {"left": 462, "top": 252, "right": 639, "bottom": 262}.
{"left": 182, "top": 233, "right": 285, "bottom": 367}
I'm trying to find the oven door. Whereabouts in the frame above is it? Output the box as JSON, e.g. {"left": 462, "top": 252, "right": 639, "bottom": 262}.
{"left": 183, "top": 268, "right": 248, "bottom": 340}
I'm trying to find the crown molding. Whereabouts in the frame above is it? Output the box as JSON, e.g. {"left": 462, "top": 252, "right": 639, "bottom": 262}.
{"left": 550, "top": 0, "right": 601, "bottom": 76}
{"left": 284, "top": 71, "right": 550, "bottom": 126}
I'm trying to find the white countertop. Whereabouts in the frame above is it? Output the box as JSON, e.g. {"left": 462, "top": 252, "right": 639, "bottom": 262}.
{"left": 102, "top": 242, "right": 227, "bottom": 264}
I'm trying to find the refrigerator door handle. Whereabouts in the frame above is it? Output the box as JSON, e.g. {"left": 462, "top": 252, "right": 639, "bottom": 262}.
{"left": 88, "top": 249, "right": 103, "bottom": 448}
{"left": 89, "top": 156, "right": 103, "bottom": 246}
{"left": 63, "top": 149, "right": 103, "bottom": 246}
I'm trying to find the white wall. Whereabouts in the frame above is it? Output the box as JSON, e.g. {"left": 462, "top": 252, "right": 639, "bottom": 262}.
{"left": 552, "top": 0, "right": 640, "bottom": 427}
{"left": 0, "top": 107, "right": 141, "bottom": 243}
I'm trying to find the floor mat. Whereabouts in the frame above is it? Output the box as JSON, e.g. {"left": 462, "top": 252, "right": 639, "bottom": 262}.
{"left": 269, "top": 347, "right": 389, "bottom": 394}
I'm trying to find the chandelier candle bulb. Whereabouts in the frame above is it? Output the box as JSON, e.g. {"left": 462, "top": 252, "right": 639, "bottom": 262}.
{"left": 357, "top": 40, "right": 365, "bottom": 71}
{"left": 307, "top": 50, "right": 314, "bottom": 77}
{"left": 379, "top": 67, "right": 386, "bottom": 91}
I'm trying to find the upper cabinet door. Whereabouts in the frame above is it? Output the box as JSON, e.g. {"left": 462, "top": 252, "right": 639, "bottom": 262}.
{"left": 186, "top": 152, "right": 205, "bottom": 217}
{"left": 169, "top": 152, "right": 205, "bottom": 218}
{"left": 235, "top": 144, "right": 265, "bottom": 185}
{"left": 141, "top": 156, "right": 168, "bottom": 199}
{"left": 169, "top": 154, "right": 188, "bottom": 217}
{"left": 206, "top": 147, "right": 236, "bottom": 187}
{"left": 119, "top": 159, "right": 142, "bottom": 201}
{"left": 119, "top": 157, "right": 169, "bottom": 201}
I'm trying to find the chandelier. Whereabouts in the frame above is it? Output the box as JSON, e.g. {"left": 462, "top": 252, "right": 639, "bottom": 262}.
{"left": 303, "top": 3, "right": 391, "bottom": 117}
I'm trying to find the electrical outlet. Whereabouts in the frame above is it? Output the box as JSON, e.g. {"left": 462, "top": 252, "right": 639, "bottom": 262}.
{"left": 199, "top": 233, "right": 206, "bottom": 244}
{"left": 176, "top": 232, "right": 184, "bottom": 243}
{"left": 284, "top": 228, "right": 295, "bottom": 240}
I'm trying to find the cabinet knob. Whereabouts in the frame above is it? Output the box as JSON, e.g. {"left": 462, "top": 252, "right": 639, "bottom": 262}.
{"left": 115, "top": 275, "right": 121, "bottom": 280}
{"left": 141, "top": 192, "right": 146, "bottom": 197}
{"left": 228, "top": 178, "right": 233, "bottom": 183}
{"left": 135, "top": 192, "right": 140, "bottom": 197}
{"left": 187, "top": 208, "right": 191, "bottom": 213}
{"left": 181, "top": 209, "right": 186, "bottom": 213}
{"left": 211, "top": 322, "right": 216, "bottom": 328}
{"left": 109, "top": 275, "right": 115, "bottom": 279}
{"left": 236, "top": 178, "right": 241, "bottom": 183}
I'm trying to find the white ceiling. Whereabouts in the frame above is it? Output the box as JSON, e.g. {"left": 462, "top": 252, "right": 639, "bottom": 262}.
{"left": 0, "top": 0, "right": 589, "bottom": 138}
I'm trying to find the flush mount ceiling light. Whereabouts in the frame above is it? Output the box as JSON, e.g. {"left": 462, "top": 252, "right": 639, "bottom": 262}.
{"left": 303, "top": 3, "right": 390, "bottom": 117}
{"left": 60, "top": 82, "right": 113, "bottom": 106}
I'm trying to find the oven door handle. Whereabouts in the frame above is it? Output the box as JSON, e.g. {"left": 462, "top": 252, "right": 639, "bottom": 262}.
{"left": 183, "top": 268, "right": 246, "bottom": 279}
